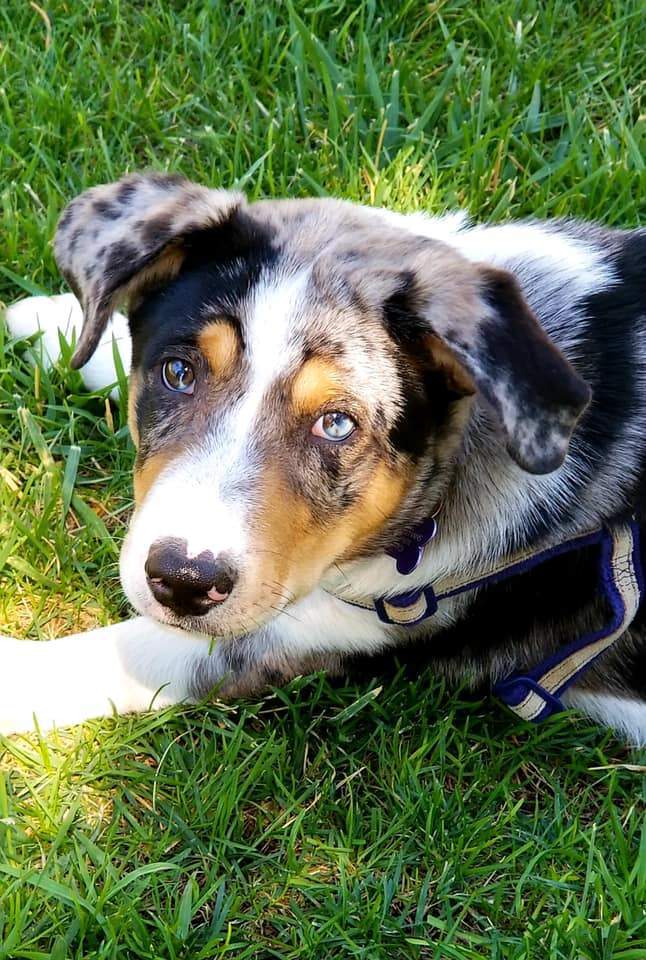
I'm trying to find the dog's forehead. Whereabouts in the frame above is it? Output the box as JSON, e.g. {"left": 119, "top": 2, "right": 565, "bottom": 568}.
{"left": 241, "top": 266, "right": 316, "bottom": 379}
{"left": 231, "top": 263, "right": 398, "bottom": 409}
{"left": 134, "top": 195, "right": 471, "bottom": 413}
{"left": 142, "top": 216, "right": 397, "bottom": 382}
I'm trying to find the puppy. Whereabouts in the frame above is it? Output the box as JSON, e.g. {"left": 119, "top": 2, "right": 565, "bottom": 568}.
{"left": 2, "top": 172, "right": 645, "bottom": 743}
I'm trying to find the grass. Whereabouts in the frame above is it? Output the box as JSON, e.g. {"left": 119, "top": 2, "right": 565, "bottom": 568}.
{"left": 0, "top": 0, "right": 645, "bottom": 956}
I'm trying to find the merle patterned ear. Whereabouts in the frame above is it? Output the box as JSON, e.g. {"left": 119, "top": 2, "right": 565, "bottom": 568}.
{"left": 346, "top": 236, "right": 591, "bottom": 474}
{"left": 436, "top": 265, "right": 591, "bottom": 474}
{"left": 54, "top": 173, "right": 245, "bottom": 369}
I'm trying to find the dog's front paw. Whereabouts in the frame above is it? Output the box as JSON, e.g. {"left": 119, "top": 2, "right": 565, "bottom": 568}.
{"left": 4, "top": 294, "right": 131, "bottom": 396}
{"left": 0, "top": 638, "right": 41, "bottom": 734}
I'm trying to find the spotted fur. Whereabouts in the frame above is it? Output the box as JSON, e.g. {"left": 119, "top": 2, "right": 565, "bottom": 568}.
{"left": 55, "top": 173, "right": 245, "bottom": 368}
{"left": 1, "top": 172, "right": 645, "bottom": 745}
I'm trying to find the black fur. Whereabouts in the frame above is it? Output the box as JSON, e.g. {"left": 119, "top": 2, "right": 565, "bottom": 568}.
{"left": 130, "top": 230, "right": 278, "bottom": 459}
{"left": 349, "top": 230, "right": 646, "bottom": 710}
{"left": 49, "top": 174, "right": 646, "bottom": 739}
{"left": 575, "top": 233, "right": 646, "bottom": 476}
{"left": 346, "top": 540, "right": 608, "bottom": 683}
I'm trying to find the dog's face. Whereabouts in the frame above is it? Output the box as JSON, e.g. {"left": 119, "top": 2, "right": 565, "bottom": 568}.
{"left": 55, "top": 174, "right": 590, "bottom": 637}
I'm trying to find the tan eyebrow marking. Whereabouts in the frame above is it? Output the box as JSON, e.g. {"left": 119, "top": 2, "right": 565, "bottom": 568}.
{"left": 198, "top": 320, "right": 240, "bottom": 379}
{"left": 290, "top": 357, "right": 347, "bottom": 415}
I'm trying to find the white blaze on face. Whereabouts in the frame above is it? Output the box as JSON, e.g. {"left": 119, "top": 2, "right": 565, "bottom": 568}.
{"left": 120, "top": 268, "right": 312, "bottom": 617}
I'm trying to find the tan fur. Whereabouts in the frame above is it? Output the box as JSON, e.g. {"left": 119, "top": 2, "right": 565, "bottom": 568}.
{"left": 127, "top": 370, "right": 141, "bottom": 448}
{"left": 125, "top": 245, "right": 186, "bottom": 315}
{"left": 343, "top": 461, "right": 412, "bottom": 555}
{"left": 198, "top": 321, "right": 241, "bottom": 380}
{"left": 291, "top": 357, "right": 347, "bottom": 415}
{"left": 133, "top": 451, "right": 179, "bottom": 505}
{"left": 249, "top": 458, "right": 411, "bottom": 604}
{"left": 250, "top": 466, "right": 319, "bottom": 592}
{"left": 423, "top": 333, "right": 476, "bottom": 398}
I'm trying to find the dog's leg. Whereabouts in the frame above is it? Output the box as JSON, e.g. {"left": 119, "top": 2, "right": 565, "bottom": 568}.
{"left": 4, "top": 293, "right": 130, "bottom": 395}
{"left": 0, "top": 618, "right": 216, "bottom": 734}
{"left": 561, "top": 689, "right": 646, "bottom": 747}
{"left": 0, "top": 613, "right": 341, "bottom": 735}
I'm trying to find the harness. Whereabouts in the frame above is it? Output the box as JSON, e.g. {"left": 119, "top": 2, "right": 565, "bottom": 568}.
{"left": 324, "top": 517, "right": 644, "bottom": 723}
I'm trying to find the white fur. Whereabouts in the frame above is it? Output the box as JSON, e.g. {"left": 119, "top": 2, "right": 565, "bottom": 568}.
{"left": 0, "top": 618, "right": 209, "bottom": 734}
{"left": 4, "top": 293, "right": 130, "bottom": 398}
{"left": 1, "top": 212, "right": 641, "bottom": 737}
{"left": 273, "top": 588, "right": 395, "bottom": 657}
{"left": 119, "top": 459, "right": 252, "bottom": 616}
{"left": 120, "top": 269, "right": 312, "bottom": 623}
{"left": 562, "top": 689, "right": 646, "bottom": 746}
{"left": 244, "top": 268, "right": 310, "bottom": 411}
{"left": 375, "top": 208, "right": 615, "bottom": 300}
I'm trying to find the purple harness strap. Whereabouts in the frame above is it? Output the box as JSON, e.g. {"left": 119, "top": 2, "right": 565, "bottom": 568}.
{"left": 328, "top": 518, "right": 644, "bottom": 723}
{"left": 494, "top": 520, "right": 643, "bottom": 721}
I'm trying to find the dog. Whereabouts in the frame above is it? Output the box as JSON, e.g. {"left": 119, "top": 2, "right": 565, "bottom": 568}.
{"left": 2, "top": 171, "right": 645, "bottom": 744}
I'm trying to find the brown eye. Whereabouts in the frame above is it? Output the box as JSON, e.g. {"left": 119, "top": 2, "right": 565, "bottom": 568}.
{"left": 161, "top": 358, "right": 195, "bottom": 394}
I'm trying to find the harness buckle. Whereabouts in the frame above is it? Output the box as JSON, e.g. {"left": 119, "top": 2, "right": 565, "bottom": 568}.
{"left": 374, "top": 585, "right": 438, "bottom": 626}
{"left": 494, "top": 675, "right": 564, "bottom": 722}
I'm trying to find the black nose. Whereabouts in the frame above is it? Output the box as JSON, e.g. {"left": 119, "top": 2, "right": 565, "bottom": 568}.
{"left": 145, "top": 537, "right": 237, "bottom": 616}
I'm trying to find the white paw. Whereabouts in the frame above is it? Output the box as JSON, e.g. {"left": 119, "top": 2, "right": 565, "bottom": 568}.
{"left": 4, "top": 294, "right": 131, "bottom": 396}
{"left": 0, "top": 638, "right": 43, "bottom": 734}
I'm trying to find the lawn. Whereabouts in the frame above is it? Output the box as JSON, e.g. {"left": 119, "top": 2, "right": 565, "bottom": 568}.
{"left": 1, "top": 0, "right": 645, "bottom": 957}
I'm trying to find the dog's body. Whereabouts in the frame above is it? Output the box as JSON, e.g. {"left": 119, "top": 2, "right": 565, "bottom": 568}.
{"left": 3, "top": 173, "right": 646, "bottom": 743}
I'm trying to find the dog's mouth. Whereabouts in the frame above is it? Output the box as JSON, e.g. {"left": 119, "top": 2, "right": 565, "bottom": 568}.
{"left": 130, "top": 579, "right": 295, "bottom": 640}
{"left": 129, "top": 581, "right": 295, "bottom": 639}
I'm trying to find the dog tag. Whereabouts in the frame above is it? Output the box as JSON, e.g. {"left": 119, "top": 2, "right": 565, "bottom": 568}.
{"left": 386, "top": 517, "right": 438, "bottom": 575}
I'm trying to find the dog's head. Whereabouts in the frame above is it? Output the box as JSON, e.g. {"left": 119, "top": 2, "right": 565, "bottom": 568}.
{"left": 55, "top": 173, "right": 590, "bottom": 636}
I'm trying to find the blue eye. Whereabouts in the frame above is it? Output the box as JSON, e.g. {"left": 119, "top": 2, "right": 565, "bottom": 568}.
{"left": 162, "top": 358, "right": 195, "bottom": 394}
{"left": 311, "top": 411, "right": 356, "bottom": 442}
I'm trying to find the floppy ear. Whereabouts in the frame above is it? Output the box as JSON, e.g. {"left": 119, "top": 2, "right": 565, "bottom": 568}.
{"left": 348, "top": 242, "right": 591, "bottom": 475}
{"left": 438, "top": 265, "right": 591, "bottom": 473}
{"left": 54, "top": 172, "right": 245, "bottom": 369}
